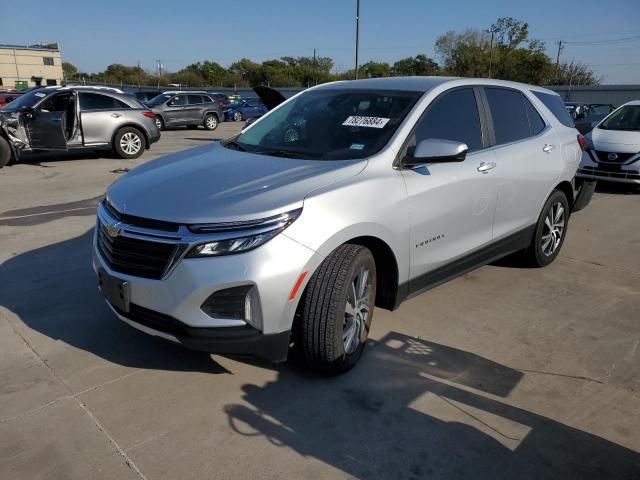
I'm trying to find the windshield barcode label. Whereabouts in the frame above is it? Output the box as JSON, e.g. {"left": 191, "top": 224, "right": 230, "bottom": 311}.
{"left": 342, "top": 116, "right": 390, "bottom": 128}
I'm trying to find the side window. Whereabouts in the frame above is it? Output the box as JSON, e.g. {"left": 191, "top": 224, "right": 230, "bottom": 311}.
{"left": 484, "top": 88, "right": 531, "bottom": 145}
{"left": 40, "top": 93, "right": 72, "bottom": 112}
{"left": 168, "top": 95, "right": 186, "bottom": 106}
{"left": 203, "top": 95, "right": 213, "bottom": 104}
{"left": 80, "top": 93, "right": 129, "bottom": 111}
{"left": 524, "top": 96, "right": 546, "bottom": 135}
{"left": 532, "top": 91, "right": 574, "bottom": 128}
{"left": 187, "top": 95, "right": 203, "bottom": 105}
{"left": 413, "top": 88, "right": 483, "bottom": 152}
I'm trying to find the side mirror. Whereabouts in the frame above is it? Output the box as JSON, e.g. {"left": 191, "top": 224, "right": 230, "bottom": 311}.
{"left": 23, "top": 107, "right": 37, "bottom": 119}
{"left": 403, "top": 138, "right": 468, "bottom": 166}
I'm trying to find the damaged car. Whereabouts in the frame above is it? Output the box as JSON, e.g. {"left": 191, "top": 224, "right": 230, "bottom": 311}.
{"left": 0, "top": 86, "right": 160, "bottom": 167}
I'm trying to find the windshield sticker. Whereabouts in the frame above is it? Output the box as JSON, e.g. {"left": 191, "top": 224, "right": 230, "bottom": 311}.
{"left": 34, "top": 92, "right": 46, "bottom": 98}
{"left": 350, "top": 143, "right": 366, "bottom": 150}
{"left": 342, "top": 116, "right": 390, "bottom": 129}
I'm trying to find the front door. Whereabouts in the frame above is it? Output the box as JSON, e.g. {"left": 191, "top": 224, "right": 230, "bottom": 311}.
{"left": 163, "top": 95, "right": 187, "bottom": 126}
{"left": 25, "top": 92, "right": 71, "bottom": 149}
{"left": 401, "top": 87, "right": 498, "bottom": 287}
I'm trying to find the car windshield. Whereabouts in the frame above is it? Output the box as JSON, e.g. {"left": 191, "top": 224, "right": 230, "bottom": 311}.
{"left": 1, "top": 89, "right": 51, "bottom": 111}
{"left": 589, "top": 105, "right": 613, "bottom": 116}
{"left": 225, "top": 88, "right": 422, "bottom": 160}
{"left": 146, "top": 94, "right": 172, "bottom": 107}
{"left": 599, "top": 105, "right": 640, "bottom": 131}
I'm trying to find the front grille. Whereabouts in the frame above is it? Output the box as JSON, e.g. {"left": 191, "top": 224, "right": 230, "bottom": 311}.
{"left": 579, "top": 166, "right": 640, "bottom": 180}
{"left": 116, "top": 303, "right": 188, "bottom": 335}
{"left": 98, "top": 222, "right": 177, "bottom": 279}
{"left": 593, "top": 150, "right": 636, "bottom": 163}
{"left": 103, "top": 200, "right": 180, "bottom": 233}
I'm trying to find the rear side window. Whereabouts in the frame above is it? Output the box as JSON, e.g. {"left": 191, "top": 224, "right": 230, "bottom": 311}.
{"left": 80, "top": 93, "right": 129, "bottom": 111}
{"left": 485, "top": 88, "right": 530, "bottom": 145}
{"left": 188, "top": 95, "right": 203, "bottom": 105}
{"left": 168, "top": 95, "right": 186, "bottom": 106}
{"left": 524, "top": 97, "right": 546, "bottom": 135}
{"left": 203, "top": 96, "right": 213, "bottom": 103}
{"left": 413, "top": 88, "right": 483, "bottom": 152}
{"left": 532, "top": 91, "right": 574, "bottom": 128}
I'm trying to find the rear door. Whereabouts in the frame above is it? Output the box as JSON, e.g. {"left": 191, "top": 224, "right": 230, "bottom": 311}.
{"left": 79, "top": 92, "right": 130, "bottom": 146}
{"left": 402, "top": 87, "right": 498, "bottom": 284}
{"left": 481, "top": 87, "right": 563, "bottom": 239}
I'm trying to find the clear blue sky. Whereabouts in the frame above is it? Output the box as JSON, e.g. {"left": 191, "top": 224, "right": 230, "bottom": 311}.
{"left": 4, "top": 0, "right": 639, "bottom": 83}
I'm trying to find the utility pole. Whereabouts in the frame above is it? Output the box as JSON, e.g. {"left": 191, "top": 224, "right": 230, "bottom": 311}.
{"left": 313, "top": 48, "right": 317, "bottom": 85}
{"left": 137, "top": 60, "right": 141, "bottom": 88}
{"left": 156, "top": 59, "right": 163, "bottom": 83}
{"left": 554, "top": 40, "right": 564, "bottom": 83}
{"left": 488, "top": 30, "right": 495, "bottom": 78}
{"left": 354, "top": 0, "right": 360, "bottom": 80}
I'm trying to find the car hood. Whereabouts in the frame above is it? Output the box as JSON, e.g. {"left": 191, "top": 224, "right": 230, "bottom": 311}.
{"left": 107, "top": 142, "right": 365, "bottom": 224}
{"left": 590, "top": 127, "right": 640, "bottom": 153}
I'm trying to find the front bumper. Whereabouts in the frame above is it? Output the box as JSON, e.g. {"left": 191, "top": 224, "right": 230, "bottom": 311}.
{"left": 92, "top": 206, "right": 323, "bottom": 362}
{"left": 577, "top": 150, "right": 640, "bottom": 184}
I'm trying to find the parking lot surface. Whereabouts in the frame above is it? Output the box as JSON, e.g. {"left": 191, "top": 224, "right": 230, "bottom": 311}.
{"left": 1, "top": 125, "right": 639, "bottom": 479}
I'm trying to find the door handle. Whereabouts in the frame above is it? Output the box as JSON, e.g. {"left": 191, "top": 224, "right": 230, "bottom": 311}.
{"left": 110, "top": 113, "right": 122, "bottom": 118}
{"left": 477, "top": 162, "right": 497, "bottom": 174}
{"left": 543, "top": 143, "right": 556, "bottom": 153}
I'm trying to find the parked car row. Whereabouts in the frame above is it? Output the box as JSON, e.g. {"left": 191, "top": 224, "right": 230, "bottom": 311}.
{"left": 0, "top": 85, "right": 160, "bottom": 166}
{"left": 564, "top": 102, "right": 615, "bottom": 134}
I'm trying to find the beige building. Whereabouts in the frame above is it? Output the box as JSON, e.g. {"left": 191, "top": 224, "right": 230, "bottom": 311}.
{"left": 0, "top": 42, "right": 63, "bottom": 90}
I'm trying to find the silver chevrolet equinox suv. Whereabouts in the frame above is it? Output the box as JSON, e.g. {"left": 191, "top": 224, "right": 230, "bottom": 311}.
{"left": 93, "top": 77, "right": 594, "bottom": 373}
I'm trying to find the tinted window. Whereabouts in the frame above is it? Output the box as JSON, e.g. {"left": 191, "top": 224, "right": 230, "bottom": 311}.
{"left": 599, "top": 105, "right": 640, "bottom": 131}
{"left": 202, "top": 95, "right": 213, "bottom": 103}
{"left": 80, "top": 92, "right": 129, "bottom": 111}
{"left": 41, "top": 93, "right": 72, "bottom": 112}
{"left": 168, "top": 95, "right": 186, "bottom": 106}
{"left": 246, "top": 99, "right": 262, "bottom": 107}
{"left": 485, "top": 88, "right": 530, "bottom": 145}
{"left": 187, "top": 95, "right": 203, "bottom": 105}
{"left": 524, "top": 96, "right": 546, "bottom": 135}
{"left": 533, "top": 91, "right": 574, "bottom": 127}
{"left": 413, "top": 88, "right": 483, "bottom": 152}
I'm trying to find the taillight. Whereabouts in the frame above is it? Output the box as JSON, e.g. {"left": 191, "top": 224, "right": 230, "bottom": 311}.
{"left": 142, "top": 111, "right": 156, "bottom": 118}
{"left": 577, "top": 134, "right": 587, "bottom": 151}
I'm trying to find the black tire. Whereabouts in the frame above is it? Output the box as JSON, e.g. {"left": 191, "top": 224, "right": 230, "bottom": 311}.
{"left": 154, "top": 116, "right": 164, "bottom": 130}
{"left": 523, "top": 190, "right": 570, "bottom": 267}
{"left": 113, "top": 127, "right": 145, "bottom": 159}
{"left": 203, "top": 114, "right": 219, "bottom": 130}
{"left": 0, "top": 136, "right": 11, "bottom": 168}
{"left": 298, "top": 244, "right": 377, "bottom": 373}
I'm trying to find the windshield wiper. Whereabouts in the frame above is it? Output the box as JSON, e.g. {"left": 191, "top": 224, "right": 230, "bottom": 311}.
{"left": 223, "top": 140, "right": 247, "bottom": 152}
{"left": 255, "top": 148, "right": 313, "bottom": 160}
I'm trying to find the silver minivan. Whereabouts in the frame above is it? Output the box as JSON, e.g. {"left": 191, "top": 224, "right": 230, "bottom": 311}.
{"left": 93, "top": 77, "right": 593, "bottom": 372}
{"left": 0, "top": 86, "right": 160, "bottom": 166}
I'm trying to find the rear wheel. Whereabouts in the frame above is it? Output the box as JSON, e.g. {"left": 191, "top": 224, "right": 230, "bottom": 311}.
{"left": 114, "top": 127, "right": 144, "bottom": 159}
{"left": 232, "top": 111, "right": 242, "bottom": 122}
{"left": 204, "top": 114, "right": 219, "bottom": 130}
{"left": 0, "top": 136, "right": 11, "bottom": 167}
{"left": 297, "top": 244, "right": 376, "bottom": 373}
{"left": 523, "top": 190, "right": 569, "bottom": 267}
{"left": 154, "top": 116, "right": 164, "bottom": 130}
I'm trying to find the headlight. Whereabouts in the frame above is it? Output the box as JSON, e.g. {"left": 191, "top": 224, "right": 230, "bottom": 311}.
{"left": 185, "top": 208, "right": 302, "bottom": 258}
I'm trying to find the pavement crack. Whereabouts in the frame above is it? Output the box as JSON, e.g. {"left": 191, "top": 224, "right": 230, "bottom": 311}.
{"left": 515, "top": 368, "right": 605, "bottom": 384}
{"left": 560, "top": 255, "right": 640, "bottom": 276}
{"left": 5, "top": 320, "right": 147, "bottom": 480}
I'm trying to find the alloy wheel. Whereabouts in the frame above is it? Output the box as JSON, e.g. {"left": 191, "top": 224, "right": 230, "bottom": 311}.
{"left": 343, "top": 266, "right": 372, "bottom": 355}
{"left": 541, "top": 202, "right": 565, "bottom": 256}
{"left": 120, "top": 132, "right": 142, "bottom": 156}
{"left": 206, "top": 116, "right": 217, "bottom": 129}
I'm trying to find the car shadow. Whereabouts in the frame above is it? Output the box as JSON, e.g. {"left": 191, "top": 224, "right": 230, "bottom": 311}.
{"left": 595, "top": 181, "right": 640, "bottom": 195}
{"left": 226, "top": 332, "right": 640, "bottom": 479}
{"left": 0, "top": 230, "right": 230, "bottom": 374}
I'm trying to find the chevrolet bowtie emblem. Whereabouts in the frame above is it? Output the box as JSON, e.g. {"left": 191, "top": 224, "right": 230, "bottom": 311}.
{"left": 106, "top": 223, "right": 121, "bottom": 238}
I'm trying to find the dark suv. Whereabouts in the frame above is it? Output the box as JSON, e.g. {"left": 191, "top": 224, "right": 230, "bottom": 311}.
{"left": 146, "top": 91, "right": 222, "bottom": 131}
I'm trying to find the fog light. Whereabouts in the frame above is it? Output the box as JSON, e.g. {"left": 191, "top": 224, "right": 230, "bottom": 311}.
{"left": 200, "top": 285, "right": 262, "bottom": 328}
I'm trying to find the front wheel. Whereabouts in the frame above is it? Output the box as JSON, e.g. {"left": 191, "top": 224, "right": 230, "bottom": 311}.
{"left": 114, "top": 127, "right": 145, "bottom": 159}
{"left": 297, "top": 244, "right": 376, "bottom": 373}
{"left": 523, "top": 190, "right": 569, "bottom": 267}
{"left": 0, "top": 136, "right": 11, "bottom": 167}
{"left": 203, "top": 114, "right": 218, "bottom": 130}
{"left": 232, "top": 111, "right": 242, "bottom": 122}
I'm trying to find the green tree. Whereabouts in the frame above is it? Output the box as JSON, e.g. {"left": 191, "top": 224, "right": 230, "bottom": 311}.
{"left": 392, "top": 54, "right": 440, "bottom": 76}
{"left": 358, "top": 61, "right": 392, "bottom": 78}
{"left": 552, "top": 60, "right": 601, "bottom": 86}
{"left": 62, "top": 61, "right": 78, "bottom": 80}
